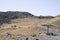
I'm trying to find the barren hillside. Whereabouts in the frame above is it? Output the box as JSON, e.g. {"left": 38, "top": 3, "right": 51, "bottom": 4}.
{"left": 0, "top": 18, "right": 50, "bottom": 35}
{"left": 0, "top": 17, "right": 60, "bottom": 35}
{"left": 0, "top": 11, "right": 60, "bottom": 40}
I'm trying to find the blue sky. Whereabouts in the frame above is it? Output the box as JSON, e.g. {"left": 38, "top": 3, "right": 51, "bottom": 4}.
{"left": 0, "top": 0, "right": 60, "bottom": 16}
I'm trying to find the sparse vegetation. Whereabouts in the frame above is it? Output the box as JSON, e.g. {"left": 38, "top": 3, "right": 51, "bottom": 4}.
{"left": 0, "top": 11, "right": 60, "bottom": 40}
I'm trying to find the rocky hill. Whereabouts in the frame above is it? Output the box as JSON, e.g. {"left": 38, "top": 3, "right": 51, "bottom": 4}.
{"left": 0, "top": 11, "right": 55, "bottom": 24}
{"left": 0, "top": 11, "right": 35, "bottom": 24}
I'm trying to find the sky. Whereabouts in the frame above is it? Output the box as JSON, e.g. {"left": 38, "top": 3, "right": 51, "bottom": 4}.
{"left": 0, "top": 0, "right": 60, "bottom": 16}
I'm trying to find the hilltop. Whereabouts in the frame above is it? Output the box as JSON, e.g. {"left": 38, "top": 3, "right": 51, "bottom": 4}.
{"left": 0, "top": 11, "right": 34, "bottom": 24}
{"left": 0, "top": 11, "right": 54, "bottom": 24}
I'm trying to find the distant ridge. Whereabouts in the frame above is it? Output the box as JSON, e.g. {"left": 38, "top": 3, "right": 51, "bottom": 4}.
{"left": 0, "top": 11, "right": 34, "bottom": 19}
{"left": 56, "top": 15, "right": 60, "bottom": 17}
{"left": 0, "top": 11, "right": 55, "bottom": 24}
